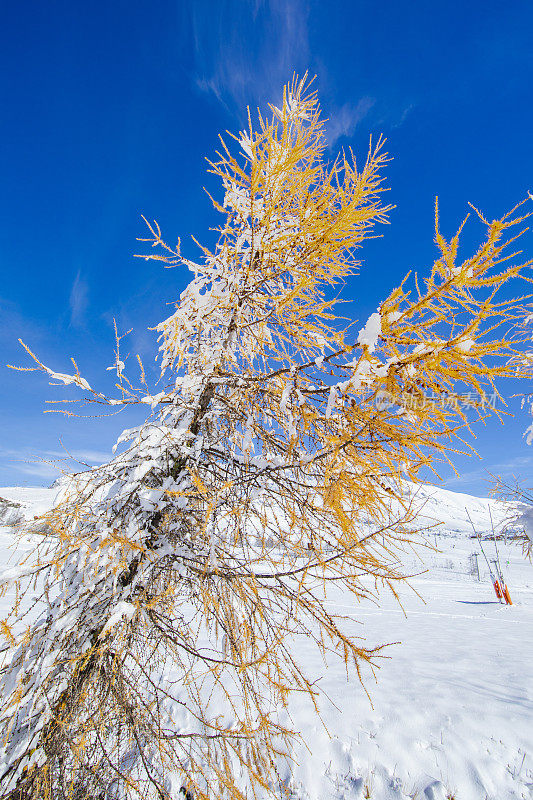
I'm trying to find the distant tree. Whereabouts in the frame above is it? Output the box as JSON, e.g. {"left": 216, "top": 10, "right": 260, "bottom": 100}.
{"left": 1, "top": 77, "right": 531, "bottom": 800}
{"left": 491, "top": 306, "right": 533, "bottom": 557}
{"left": 491, "top": 475, "right": 533, "bottom": 558}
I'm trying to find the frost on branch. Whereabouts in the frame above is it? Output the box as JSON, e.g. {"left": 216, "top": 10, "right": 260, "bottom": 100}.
{"left": 1, "top": 76, "right": 532, "bottom": 800}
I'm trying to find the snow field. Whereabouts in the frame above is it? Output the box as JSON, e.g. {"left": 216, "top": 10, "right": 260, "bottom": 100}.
{"left": 0, "top": 485, "right": 531, "bottom": 800}
{"left": 283, "top": 536, "right": 533, "bottom": 800}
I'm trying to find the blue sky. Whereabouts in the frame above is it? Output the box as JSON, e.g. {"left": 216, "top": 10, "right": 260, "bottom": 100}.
{"left": 1, "top": 0, "right": 532, "bottom": 495}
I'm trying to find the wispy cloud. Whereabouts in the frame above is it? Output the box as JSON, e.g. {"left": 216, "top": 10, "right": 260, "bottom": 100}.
{"left": 190, "top": 0, "right": 310, "bottom": 112}
{"left": 8, "top": 462, "right": 59, "bottom": 480}
{"left": 70, "top": 449, "right": 111, "bottom": 466}
{"left": 69, "top": 270, "right": 88, "bottom": 329}
{"left": 0, "top": 448, "right": 60, "bottom": 482}
{"left": 442, "top": 455, "right": 532, "bottom": 492}
{"left": 391, "top": 102, "right": 415, "bottom": 129}
{"left": 326, "top": 96, "right": 375, "bottom": 147}
{"left": 0, "top": 446, "right": 112, "bottom": 485}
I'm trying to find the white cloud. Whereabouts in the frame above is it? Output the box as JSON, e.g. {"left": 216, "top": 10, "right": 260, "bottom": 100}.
{"left": 70, "top": 449, "right": 110, "bottom": 465}
{"left": 10, "top": 462, "right": 59, "bottom": 480}
{"left": 0, "top": 448, "right": 60, "bottom": 481}
{"left": 442, "top": 455, "right": 532, "bottom": 491}
{"left": 0, "top": 446, "right": 111, "bottom": 485}
{"left": 69, "top": 270, "right": 88, "bottom": 329}
{"left": 392, "top": 102, "right": 415, "bottom": 129}
{"left": 326, "top": 96, "right": 375, "bottom": 147}
{"left": 190, "top": 0, "right": 310, "bottom": 112}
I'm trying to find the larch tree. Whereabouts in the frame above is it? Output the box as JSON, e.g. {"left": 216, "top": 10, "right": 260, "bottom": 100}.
{"left": 0, "top": 77, "right": 532, "bottom": 800}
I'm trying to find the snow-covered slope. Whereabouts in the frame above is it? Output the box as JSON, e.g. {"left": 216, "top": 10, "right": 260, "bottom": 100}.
{"left": 0, "top": 481, "right": 515, "bottom": 537}
{"left": 0, "top": 486, "right": 57, "bottom": 526}
{"left": 402, "top": 481, "right": 514, "bottom": 537}
{"left": 0, "top": 483, "right": 531, "bottom": 800}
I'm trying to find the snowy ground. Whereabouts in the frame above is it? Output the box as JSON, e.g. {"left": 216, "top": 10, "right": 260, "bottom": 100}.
{"left": 0, "top": 484, "right": 531, "bottom": 800}
{"left": 285, "top": 540, "right": 533, "bottom": 800}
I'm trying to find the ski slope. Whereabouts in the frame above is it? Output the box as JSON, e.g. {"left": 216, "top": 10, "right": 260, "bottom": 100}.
{"left": 0, "top": 484, "right": 531, "bottom": 800}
